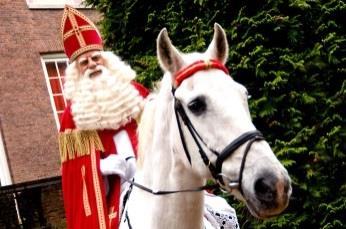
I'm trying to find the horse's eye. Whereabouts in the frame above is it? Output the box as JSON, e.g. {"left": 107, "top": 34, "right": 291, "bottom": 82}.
{"left": 188, "top": 96, "right": 206, "bottom": 115}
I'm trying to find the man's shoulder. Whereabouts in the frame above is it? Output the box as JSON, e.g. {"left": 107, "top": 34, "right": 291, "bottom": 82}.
{"left": 59, "top": 104, "right": 76, "bottom": 131}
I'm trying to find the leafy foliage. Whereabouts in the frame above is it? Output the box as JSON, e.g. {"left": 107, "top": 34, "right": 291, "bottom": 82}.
{"left": 85, "top": 0, "right": 345, "bottom": 227}
{"left": 84, "top": 0, "right": 234, "bottom": 88}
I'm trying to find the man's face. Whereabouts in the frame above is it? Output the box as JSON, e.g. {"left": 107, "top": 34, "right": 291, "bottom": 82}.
{"left": 76, "top": 50, "right": 105, "bottom": 78}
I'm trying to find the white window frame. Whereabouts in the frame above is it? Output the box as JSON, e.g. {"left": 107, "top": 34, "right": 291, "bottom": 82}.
{"left": 0, "top": 124, "right": 22, "bottom": 224}
{"left": 26, "top": 0, "right": 90, "bottom": 9}
{"left": 0, "top": 126, "right": 12, "bottom": 186}
{"left": 41, "top": 53, "right": 69, "bottom": 130}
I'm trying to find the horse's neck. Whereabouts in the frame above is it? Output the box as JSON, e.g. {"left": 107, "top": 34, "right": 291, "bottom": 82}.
{"left": 132, "top": 117, "right": 204, "bottom": 227}
{"left": 133, "top": 147, "right": 205, "bottom": 229}
{"left": 127, "top": 78, "right": 205, "bottom": 228}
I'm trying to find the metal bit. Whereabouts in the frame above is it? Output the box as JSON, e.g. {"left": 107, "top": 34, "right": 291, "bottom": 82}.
{"left": 228, "top": 182, "right": 239, "bottom": 189}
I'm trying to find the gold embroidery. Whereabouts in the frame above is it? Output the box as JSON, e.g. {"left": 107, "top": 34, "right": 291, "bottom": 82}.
{"left": 90, "top": 144, "right": 106, "bottom": 229}
{"left": 108, "top": 206, "right": 117, "bottom": 228}
{"left": 63, "top": 25, "right": 95, "bottom": 40}
{"left": 61, "top": 5, "right": 101, "bottom": 39}
{"left": 81, "top": 165, "right": 91, "bottom": 216}
{"left": 69, "top": 44, "right": 103, "bottom": 63}
{"left": 67, "top": 10, "right": 86, "bottom": 47}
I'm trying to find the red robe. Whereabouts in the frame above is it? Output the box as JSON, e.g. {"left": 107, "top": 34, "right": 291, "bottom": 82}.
{"left": 59, "top": 82, "right": 149, "bottom": 229}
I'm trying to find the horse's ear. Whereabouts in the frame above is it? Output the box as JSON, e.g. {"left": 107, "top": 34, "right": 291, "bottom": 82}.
{"left": 157, "top": 28, "right": 184, "bottom": 77}
{"left": 205, "top": 23, "right": 229, "bottom": 64}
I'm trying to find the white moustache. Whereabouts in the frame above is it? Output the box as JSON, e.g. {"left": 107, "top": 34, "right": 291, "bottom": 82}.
{"left": 84, "top": 65, "right": 109, "bottom": 79}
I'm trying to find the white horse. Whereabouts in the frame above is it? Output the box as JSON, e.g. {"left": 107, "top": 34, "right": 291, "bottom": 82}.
{"left": 120, "top": 23, "right": 292, "bottom": 229}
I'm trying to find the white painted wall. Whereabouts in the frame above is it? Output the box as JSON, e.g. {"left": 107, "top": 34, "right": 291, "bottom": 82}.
{"left": 0, "top": 129, "right": 12, "bottom": 186}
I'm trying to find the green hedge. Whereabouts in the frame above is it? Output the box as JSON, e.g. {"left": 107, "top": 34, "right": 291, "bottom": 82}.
{"left": 85, "top": 0, "right": 345, "bottom": 228}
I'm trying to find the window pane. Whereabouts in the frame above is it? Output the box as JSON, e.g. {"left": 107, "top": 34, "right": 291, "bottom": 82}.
{"left": 45, "top": 62, "right": 58, "bottom": 77}
{"left": 53, "top": 95, "right": 65, "bottom": 111}
{"left": 42, "top": 54, "right": 69, "bottom": 129}
{"left": 57, "top": 62, "right": 67, "bottom": 77}
{"left": 49, "top": 78, "right": 62, "bottom": 94}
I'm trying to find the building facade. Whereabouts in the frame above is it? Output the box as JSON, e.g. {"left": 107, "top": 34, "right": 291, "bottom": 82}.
{"left": 0, "top": 0, "right": 100, "bottom": 227}
{"left": 0, "top": 0, "right": 100, "bottom": 186}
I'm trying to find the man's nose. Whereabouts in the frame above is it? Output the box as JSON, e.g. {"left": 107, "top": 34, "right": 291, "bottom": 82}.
{"left": 87, "top": 58, "right": 97, "bottom": 69}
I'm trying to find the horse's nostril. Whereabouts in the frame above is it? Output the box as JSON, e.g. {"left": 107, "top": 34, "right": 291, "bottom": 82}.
{"left": 254, "top": 175, "right": 277, "bottom": 203}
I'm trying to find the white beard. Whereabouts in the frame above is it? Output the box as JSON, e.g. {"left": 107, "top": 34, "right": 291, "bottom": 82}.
{"left": 67, "top": 65, "right": 144, "bottom": 130}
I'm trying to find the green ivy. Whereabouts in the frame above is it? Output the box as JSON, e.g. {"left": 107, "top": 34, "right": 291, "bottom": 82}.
{"left": 85, "top": 0, "right": 345, "bottom": 227}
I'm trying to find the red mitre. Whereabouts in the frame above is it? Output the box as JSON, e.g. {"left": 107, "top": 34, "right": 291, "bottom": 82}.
{"left": 61, "top": 5, "right": 103, "bottom": 62}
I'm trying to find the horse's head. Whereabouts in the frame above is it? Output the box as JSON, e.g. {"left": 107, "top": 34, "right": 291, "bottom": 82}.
{"left": 156, "top": 23, "right": 292, "bottom": 219}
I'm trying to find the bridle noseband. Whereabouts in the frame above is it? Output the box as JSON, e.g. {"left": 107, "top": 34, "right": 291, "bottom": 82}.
{"left": 172, "top": 59, "right": 264, "bottom": 194}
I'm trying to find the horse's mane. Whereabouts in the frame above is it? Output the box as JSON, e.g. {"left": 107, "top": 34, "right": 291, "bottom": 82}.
{"left": 136, "top": 93, "right": 156, "bottom": 167}
{"left": 137, "top": 74, "right": 173, "bottom": 167}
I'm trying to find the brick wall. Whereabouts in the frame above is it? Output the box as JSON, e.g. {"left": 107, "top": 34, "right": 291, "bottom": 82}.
{"left": 41, "top": 184, "right": 66, "bottom": 228}
{"left": 0, "top": 0, "right": 100, "bottom": 183}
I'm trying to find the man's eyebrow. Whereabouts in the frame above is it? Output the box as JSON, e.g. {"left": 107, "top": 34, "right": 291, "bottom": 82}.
{"left": 91, "top": 52, "right": 101, "bottom": 57}
{"left": 78, "top": 57, "right": 87, "bottom": 63}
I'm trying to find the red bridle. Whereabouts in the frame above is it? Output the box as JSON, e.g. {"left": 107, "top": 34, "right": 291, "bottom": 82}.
{"left": 174, "top": 59, "right": 229, "bottom": 87}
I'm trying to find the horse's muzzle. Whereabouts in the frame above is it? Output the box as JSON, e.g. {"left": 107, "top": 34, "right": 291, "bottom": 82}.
{"left": 248, "top": 170, "right": 292, "bottom": 219}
